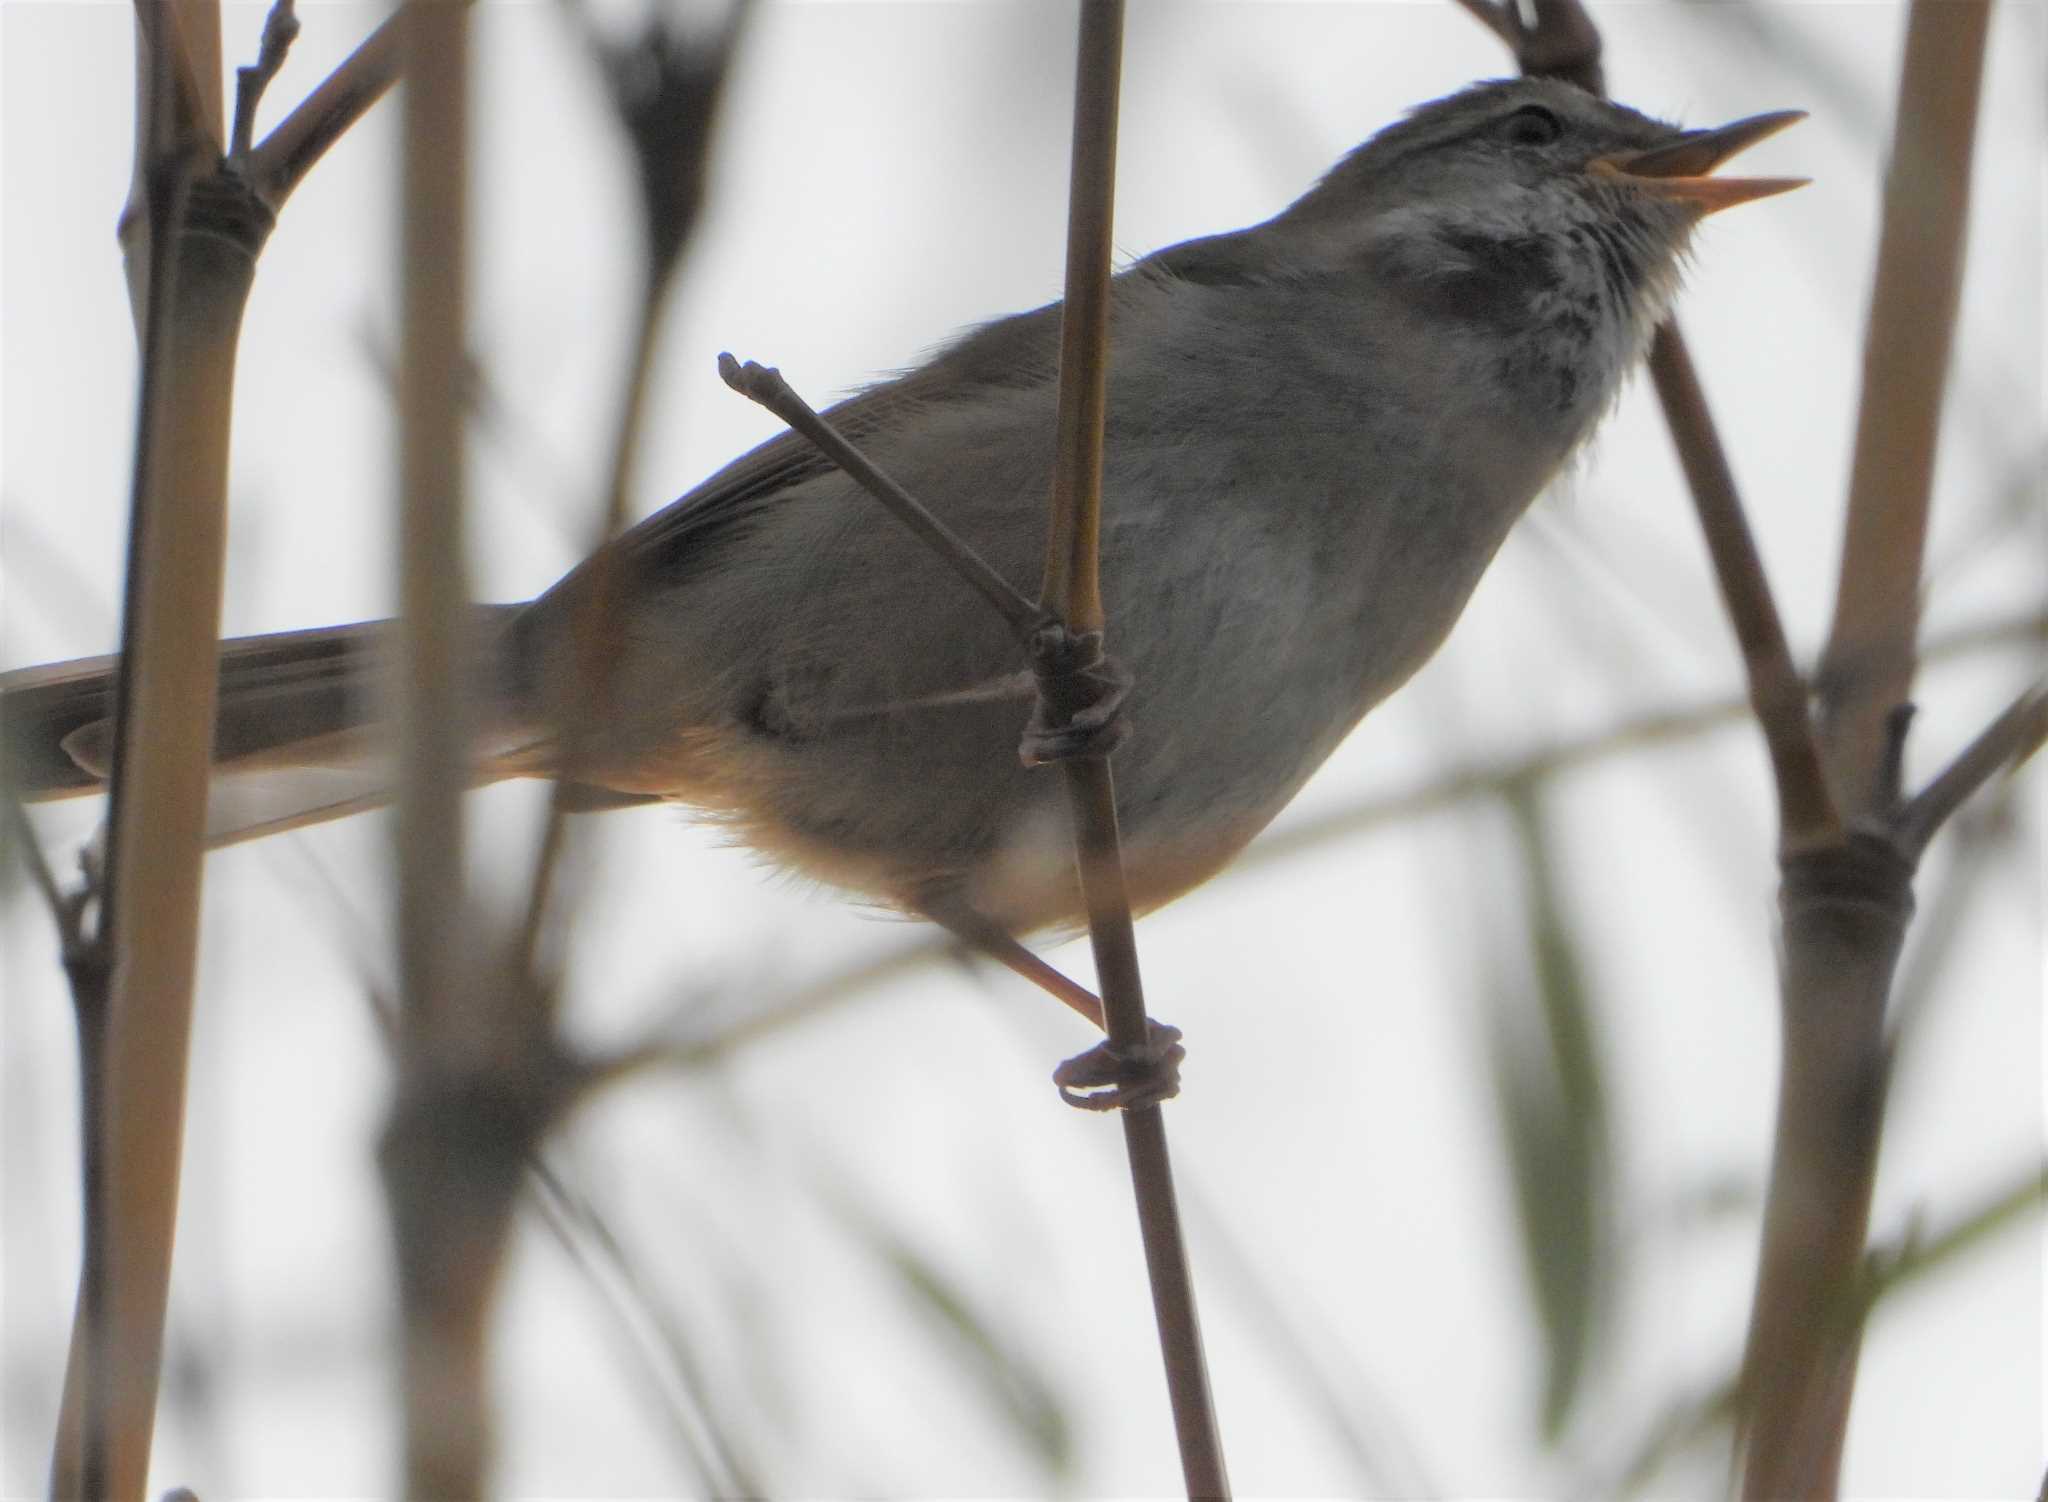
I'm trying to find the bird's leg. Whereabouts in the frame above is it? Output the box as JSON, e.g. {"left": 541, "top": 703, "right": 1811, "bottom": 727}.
{"left": 922, "top": 900, "right": 1184, "bottom": 1112}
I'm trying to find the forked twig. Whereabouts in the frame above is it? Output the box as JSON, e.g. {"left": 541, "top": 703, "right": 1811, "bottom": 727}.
{"left": 1453, "top": 0, "right": 2008, "bottom": 1496}
{"left": 1895, "top": 680, "right": 2048, "bottom": 857}
{"left": 718, "top": 358, "right": 1049, "bottom": 638}
{"left": 229, "top": 0, "right": 300, "bottom": 158}
{"left": 245, "top": 10, "right": 402, "bottom": 206}
{"left": 1816, "top": 0, "right": 1994, "bottom": 811}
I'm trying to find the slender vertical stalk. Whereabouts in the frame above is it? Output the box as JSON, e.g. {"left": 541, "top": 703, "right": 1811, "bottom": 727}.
{"left": 1817, "top": 0, "right": 1992, "bottom": 810}
{"left": 517, "top": 5, "right": 753, "bottom": 970}
{"left": 1037, "top": 4, "right": 1228, "bottom": 1494}
{"left": 1037, "top": 2, "right": 1120, "bottom": 633}
{"left": 1735, "top": 836, "right": 1912, "bottom": 1498}
{"left": 379, "top": 5, "right": 504, "bottom": 1497}
{"left": 1456, "top": 0, "right": 2006, "bottom": 1492}
{"left": 392, "top": 2, "right": 472, "bottom": 1051}
{"left": 47, "top": 3, "right": 268, "bottom": 1494}
{"left": 1734, "top": 7, "right": 1991, "bottom": 1495}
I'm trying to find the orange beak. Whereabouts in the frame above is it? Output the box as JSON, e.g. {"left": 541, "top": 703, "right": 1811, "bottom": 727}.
{"left": 1592, "top": 109, "right": 1808, "bottom": 214}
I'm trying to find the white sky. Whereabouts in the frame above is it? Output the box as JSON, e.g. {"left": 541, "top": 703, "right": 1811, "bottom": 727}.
{"left": 2, "top": 1, "right": 2043, "bottom": 1496}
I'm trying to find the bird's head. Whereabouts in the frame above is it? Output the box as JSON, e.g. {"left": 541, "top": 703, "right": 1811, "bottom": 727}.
{"left": 1285, "top": 77, "right": 1804, "bottom": 262}
{"left": 1275, "top": 78, "right": 1803, "bottom": 410}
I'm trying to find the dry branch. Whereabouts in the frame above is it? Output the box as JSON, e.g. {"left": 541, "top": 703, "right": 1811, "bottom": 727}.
{"left": 1817, "top": 0, "right": 1994, "bottom": 811}
{"left": 49, "top": 4, "right": 265, "bottom": 1492}
{"left": 246, "top": 10, "right": 401, "bottom": 208}
{"left": 1032, "top": 5, "right": 1227, "bottom": 1492}
{"left": 377, "top": 6, "right": 522, "bottom": 1496}
{"left": 516, "top": 2, "right": 750, "bottom": 984}
{"left": 1647, "top": 331, "right": 1839, "bottom": 850}
{"left": 1448, "top": 0, "right": 2007, "bottom": 1493}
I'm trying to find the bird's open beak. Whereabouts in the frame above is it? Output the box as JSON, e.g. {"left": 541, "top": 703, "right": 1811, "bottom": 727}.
{"left": 1592, "top": 109, "right": 1808, "bottom": 214}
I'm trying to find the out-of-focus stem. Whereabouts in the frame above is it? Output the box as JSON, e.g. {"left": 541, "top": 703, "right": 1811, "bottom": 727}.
{"left": 50, "top": 3, "right": 259, "bottom": 1495}
{"left": 380, "top": 4, "right": 505, "bottom": 1497}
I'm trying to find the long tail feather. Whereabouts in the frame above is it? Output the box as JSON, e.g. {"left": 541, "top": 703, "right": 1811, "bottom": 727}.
{"left": 3, "top": 608, "right": 529, "bottom": 829}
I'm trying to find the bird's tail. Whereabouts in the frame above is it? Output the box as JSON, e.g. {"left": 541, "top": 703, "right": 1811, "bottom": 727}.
{"left": 2, "top": 606, "right": 541, "bottom": 845}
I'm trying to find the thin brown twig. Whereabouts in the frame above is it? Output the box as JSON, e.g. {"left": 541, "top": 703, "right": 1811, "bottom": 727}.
{"left": 245, "top": 9, "right": 402, "bottom": 206}
{"left": 1446, "top": 0, "right": 1519, "bottom": 50}
{"left": 718, "top": 359, "right": 1049, "bottom": 639}
{"left": 515, "top": 272, "right": 676, "bottom": 986}
{"left": 1884, "top": 792, "right": 2016, "bottom": 1057}
{"left": 1894, "top": 681, "right": 2048, "bottom": 857}
{"left": 1647, "top": 329, "right": 1840, "bottom": 850}
{"left": 4, "top": 796, "right": 74, "bottom": 943}
{"left": 1034, "top": 5, "right": 1227, "bottom": 1493}
{"left": 1858, "top": 1160, "right": 2046, "bottom": 1315}
{"left": 1036, "top": 6, "right": 1120, "bottom": 632}
{"left": 1453, "top": 0, "right": 1605, "bottom": 92}
{"left": 229, "top": 0, "right": 300, "bottom": 159}
{"left": 514, "top": 9, "right": 749, "bottom": 989}
{"left": 1462, "top": 0, "right": 1840, "bottom": 857}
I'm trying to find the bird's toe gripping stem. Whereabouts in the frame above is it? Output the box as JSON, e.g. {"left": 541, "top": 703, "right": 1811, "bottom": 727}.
{"left": 1053, "top": 1020, "right": 1185, "bottom": 1111}
{"left": 1019, "top": 624, "right": 1131, "bottom": 766}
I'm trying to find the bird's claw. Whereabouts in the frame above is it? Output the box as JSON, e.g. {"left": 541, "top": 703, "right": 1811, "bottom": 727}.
{"left": 1053, "top": 1020, "right": 1185, "bottom": 1111}
{"left": 1019, "top": 626, "right": 1132, "bottom": 767}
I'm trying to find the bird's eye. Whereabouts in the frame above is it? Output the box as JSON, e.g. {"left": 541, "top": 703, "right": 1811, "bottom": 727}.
{"left": 1500, "top": 104, "right": 1563, "bottom": 147}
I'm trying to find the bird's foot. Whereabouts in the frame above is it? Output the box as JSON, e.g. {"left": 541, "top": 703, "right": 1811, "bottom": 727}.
{"left": 1019, "top": 625, "right": 1131, "bottom": 766}
{"left": 1053, "top": 1020, "right": 1185, "bottom": 1111}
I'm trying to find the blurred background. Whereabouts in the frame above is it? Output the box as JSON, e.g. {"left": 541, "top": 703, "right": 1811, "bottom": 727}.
{"left": 2, "top": 1, "right": 2041, "bottom": 1494}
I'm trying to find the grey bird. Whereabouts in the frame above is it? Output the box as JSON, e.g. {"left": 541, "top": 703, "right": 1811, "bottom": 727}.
{"left": 5, "top": 77, "right": 1801, "bottom": 948}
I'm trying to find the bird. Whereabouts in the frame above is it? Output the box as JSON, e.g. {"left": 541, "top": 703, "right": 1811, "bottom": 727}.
{"left": 5, "top": 78, "right": 1801, "bottom": 1067}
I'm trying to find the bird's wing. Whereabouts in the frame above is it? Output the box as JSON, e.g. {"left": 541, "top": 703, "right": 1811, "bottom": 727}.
{"left": 534, "top": 224, "right": 1270, "bottom": 612}
{"left": 510, "top": 228, "right": 1275, "bottom": 674}
{"left": 535, "top": 297, "right": 1069, "bottom": 614}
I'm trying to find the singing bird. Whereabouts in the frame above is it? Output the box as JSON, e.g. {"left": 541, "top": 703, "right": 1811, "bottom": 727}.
{"left": 5, "top": 77, "right": 1801, "bottom": 997}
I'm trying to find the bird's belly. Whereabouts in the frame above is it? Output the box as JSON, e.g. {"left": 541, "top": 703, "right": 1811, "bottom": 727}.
{"left": 583, "top": 670, "right": 1302, "bottom": 932}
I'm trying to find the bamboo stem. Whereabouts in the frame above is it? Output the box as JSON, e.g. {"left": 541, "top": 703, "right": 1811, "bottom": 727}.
{"left": 1038, "top": 5, "right": 1228, "bottom": 1494}
{"left": 380, "top": 5, "right": 504, "bottom": 1496}
{"left": 1817, "top": 0, "right": 1993, "bottom": 812}
{"left": 48, "top": 4, "right": 264, "bottom": 1491}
